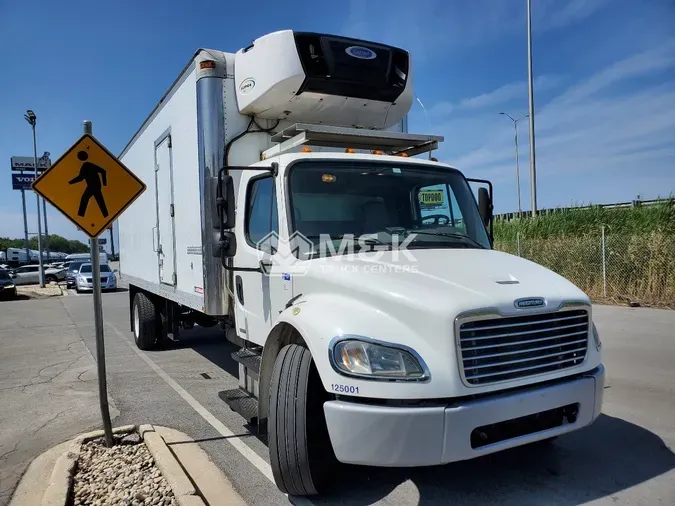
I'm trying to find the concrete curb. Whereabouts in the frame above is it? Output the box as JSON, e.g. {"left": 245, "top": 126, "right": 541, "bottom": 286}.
{"left": 40, "top": 425, "right": 136, "bottom": 506}
{"left": 12, "top": 424, "right": 243, "bottom": 506}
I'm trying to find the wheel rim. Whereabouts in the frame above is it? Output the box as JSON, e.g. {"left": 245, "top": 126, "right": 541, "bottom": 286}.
{"left": 134, "top": 303, "right": 140, "bottom": 339}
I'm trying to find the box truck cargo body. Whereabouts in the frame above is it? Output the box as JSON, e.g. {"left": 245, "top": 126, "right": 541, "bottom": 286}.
{"left": 118, "top": 30, "right": 604, "bottom": 496}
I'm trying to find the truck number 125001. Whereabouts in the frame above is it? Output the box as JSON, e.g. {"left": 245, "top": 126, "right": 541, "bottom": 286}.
{"left": 331, "top": 384, "right": 359, "bottom": 394}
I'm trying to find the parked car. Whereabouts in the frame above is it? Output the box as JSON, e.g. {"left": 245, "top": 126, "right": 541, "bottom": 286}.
{"left": 10, "top": 264, "right": 67, "bottom": 285}
{"left": 74, "top": 263, "right": 117, "bottom": 292}
{"left": 65, "top": 261, "right": 85, "bottom": 288}
{"left": 0, "top": 270, "right": 17, "bottom": 300}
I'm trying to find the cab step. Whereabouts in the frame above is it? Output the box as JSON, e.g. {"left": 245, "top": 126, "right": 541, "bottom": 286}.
{"left": 231, "top": 348, "right": 261, "bottom": 377}
{"left": 220, "top": 388, "right": 258, "bottom": 425}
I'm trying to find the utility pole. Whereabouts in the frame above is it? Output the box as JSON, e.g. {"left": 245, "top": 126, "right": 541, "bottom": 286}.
{"left": 109, "top": 225, "right": 115, "bottom": 259}
{"left": 499, "top": 112, "right": 528, "bottom": 215}
{"left": 526, "top": 0, "right": 538, "bottom": 217}
{"left": 43, "top": 199, "right": 50, "bottom": 262}
{"left": 21, "top": 181, "right": 30, "bottom": 262}
{"left": 25, "top": 110, "right": 45, "bottom": 286}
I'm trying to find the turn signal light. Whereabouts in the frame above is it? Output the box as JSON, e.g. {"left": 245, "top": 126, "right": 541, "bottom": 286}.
{"left": 371, "top": 150, "right": 383, "bottom": 155}
{"left": 397, "top": 152, "right": 409, "bottom": 157}
{"left": 301, "top": 146, "right": 312, "bottom": 152}
{"left": 345, "top": 148, "right": 356, "bottom": 153}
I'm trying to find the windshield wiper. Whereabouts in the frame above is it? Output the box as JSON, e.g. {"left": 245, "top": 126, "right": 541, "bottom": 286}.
{"left": 406, "top": 230, "right": 487, "bottom": 249}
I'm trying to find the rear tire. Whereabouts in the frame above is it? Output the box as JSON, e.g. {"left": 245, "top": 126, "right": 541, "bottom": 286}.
{"left": 45, "top": 275, "right": 57, "bottom": 284}
{"left": 132, "top": 292, "right": 158, "bottom": 350}
{"left": 268, "top": 344, "right": 335, "bottom": 496}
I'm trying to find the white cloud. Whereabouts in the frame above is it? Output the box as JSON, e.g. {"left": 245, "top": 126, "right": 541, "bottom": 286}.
{"left": 343, "top": 0, "right": 609, "bottom": 60}
{"left": 429, "top": 75, "right": 560, "bottom": 117}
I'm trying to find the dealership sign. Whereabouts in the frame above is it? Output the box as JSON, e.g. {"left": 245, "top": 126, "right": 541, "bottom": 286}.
{"left": 11, "top": 153, "right": 52, "bottom": 171}
{"left": 11, "top": 173, "right": 35, "bottom": 190}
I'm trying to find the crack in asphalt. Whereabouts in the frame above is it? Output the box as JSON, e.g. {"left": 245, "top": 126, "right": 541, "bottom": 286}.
{"left": 0, "top": 441, "right": 19, "bottom": 462}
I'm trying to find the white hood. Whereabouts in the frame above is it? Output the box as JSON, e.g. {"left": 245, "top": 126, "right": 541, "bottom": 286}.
{"left": 289, "top": 248, "right": 596, "bottom": 399}
{"left": 296, "top": 248, "right": 588, "bottom": 317}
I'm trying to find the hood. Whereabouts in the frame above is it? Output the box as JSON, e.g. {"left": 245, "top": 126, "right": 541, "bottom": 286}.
{"left": 295, "top": 248, "right": 588, "bottom": 317}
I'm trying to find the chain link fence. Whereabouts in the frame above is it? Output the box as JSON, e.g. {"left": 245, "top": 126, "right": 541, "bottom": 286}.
{"left": 494, "top": 229, "right": 675, "bottom": 308}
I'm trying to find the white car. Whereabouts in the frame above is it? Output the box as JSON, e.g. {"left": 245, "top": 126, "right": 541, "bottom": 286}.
{"left": 74, "top": 263, "right": 117, "bottom": 292}
{"left": 10, "top": 265, "right": 67, "bottom": 285}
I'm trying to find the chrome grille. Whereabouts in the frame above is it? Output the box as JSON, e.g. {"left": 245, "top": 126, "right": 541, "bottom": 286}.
{"left": 458, "top": 308, "right": 589, "bottom": 386}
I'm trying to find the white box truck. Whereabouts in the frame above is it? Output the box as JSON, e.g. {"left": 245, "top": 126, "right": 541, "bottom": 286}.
{"left": 118, "top": 30, "right": 604, "bottom": 496}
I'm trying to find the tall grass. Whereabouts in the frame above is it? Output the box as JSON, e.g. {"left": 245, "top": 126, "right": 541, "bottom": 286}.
{"left": 494, "top": 231, "right": 675, "bottom": 308}
{"left": 494, "top": 199, "right": 675, "bottom": 242}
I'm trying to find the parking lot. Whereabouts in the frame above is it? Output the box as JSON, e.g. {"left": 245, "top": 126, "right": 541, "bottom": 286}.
{"left": 1, "top": 295, "right": 673, "bottom": 506}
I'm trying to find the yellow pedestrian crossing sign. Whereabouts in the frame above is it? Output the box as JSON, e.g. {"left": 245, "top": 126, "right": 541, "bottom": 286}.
{"left": 32, "top": 134, "right": 146, "bottom": 238}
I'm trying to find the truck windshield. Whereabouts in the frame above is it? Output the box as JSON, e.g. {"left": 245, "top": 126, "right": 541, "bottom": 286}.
{"left": 287, "top": 161, "right": 491, "bottom": 255}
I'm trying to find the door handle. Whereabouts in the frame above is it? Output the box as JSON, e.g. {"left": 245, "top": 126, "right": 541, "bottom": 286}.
{"left": 235, "top": 275, "right": 244, "bottom": 305}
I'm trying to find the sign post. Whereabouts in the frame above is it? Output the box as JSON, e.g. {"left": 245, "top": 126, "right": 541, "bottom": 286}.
{"left": 32, "top": 121, "right": 146, "bottom": 447}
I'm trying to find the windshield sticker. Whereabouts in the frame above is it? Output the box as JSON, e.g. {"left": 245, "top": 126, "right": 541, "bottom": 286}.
{"left": 419, "top": 190, "right": 444, "bottom": 207}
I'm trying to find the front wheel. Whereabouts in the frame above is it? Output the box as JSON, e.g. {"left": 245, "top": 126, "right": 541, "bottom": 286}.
{"left": 45, "top": 275, "right": 57, "bottom": 284}
{"left": 268, "top": 344, "right": 336, "bottom": 496}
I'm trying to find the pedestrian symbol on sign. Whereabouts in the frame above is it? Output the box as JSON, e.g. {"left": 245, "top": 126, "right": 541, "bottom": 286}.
{"left": 68, "top": 151, "right": 109, "bottom": 218}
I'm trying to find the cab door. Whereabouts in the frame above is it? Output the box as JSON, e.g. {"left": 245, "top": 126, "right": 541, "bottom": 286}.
{"left": 231, "top": 172, "right": 286, "bottom": 345}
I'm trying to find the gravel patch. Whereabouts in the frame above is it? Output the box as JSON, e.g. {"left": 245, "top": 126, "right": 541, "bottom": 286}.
{"left": 73, "top": 436, "right": 178, "bottom": 506}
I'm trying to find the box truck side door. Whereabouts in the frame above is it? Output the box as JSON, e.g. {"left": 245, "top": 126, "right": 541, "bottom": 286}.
{"left": 154, "top": 132, "right": 177, "bottom": 286}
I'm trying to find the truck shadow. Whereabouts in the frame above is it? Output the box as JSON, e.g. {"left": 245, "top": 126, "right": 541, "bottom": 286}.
{"left": 164, "top": 325, "right": 240, "bottom": 378}
{"left": 311, "top": 414, "right": 675, "bottom": 505}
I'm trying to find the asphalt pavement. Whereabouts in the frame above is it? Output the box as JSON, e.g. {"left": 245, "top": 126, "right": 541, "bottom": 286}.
{"left": 1, "top": 293, "right": 674, "bottom": 506}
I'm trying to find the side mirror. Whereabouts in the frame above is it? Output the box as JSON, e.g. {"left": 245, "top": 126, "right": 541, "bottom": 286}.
{"left": 220, "top": 231, "right": 237, "bottom": 258}
{"left": 220, "top": 175, "right": 236, "bottom": 230}
{"left": 478, "top": 187, "right": 492, "bottom": 228}
{"left": 113, "top": 269, "right": 118, "bottom": 273}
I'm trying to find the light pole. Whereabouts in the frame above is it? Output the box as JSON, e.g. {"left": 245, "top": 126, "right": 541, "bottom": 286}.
{"left": 24, "top": 110, "right": 45, "bottom": 287}
{"left": 526, "top": 0, "right": 538, "bottom": 217}
{"left": 41, "top": 152, "right": 51, "bottom": 263}
{"left": 499, "top": 112, "right": 528, "bottom": 215}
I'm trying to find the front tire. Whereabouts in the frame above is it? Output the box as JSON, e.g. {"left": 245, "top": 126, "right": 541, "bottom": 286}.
{"left": 132, "top": 292, "right": 158, "bottom": 350}
{"left": 269, "top": 344, "right": 335, "bottom": 496}
{"left": 45, "top": 275, "right": 57, "bottom": 284}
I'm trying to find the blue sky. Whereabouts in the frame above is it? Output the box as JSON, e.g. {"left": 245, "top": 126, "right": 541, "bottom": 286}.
{"left": 1, "top": 0, "right": 674, "bottom": 243}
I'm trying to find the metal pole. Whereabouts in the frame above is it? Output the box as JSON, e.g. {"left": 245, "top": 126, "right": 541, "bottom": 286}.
{"left": 43, "top": 199, "right": 50, "bottom": 263}
{"left": 21, "top": 185, "right": 30, "bottom": 262}
{"left": 514, "top": 122, "right": 522, "bottom": 215}
{"left": 110, "top": 225, "right": 115, "bottom": 259}
{"left": 31, "top": 125, "right": 45, "bottom": 287}
{"left": 84, "top": 120, "right": 114, "bottom": 448}
{"left": 526, "top": 0, "right": 538, "bottom": 217}
{"left": 601, "top": 226, "right": 607, "bottom": 297}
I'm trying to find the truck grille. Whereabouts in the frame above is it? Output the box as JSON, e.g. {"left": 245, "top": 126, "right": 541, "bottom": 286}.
{"left": 458, "top": 308, "right": 589, "bottom": 386}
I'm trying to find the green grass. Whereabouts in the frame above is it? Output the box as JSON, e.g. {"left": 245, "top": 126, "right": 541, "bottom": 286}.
{"left": 492, "top": 200, "right": 675, "bottom": 307}
{"left": 494, "top": 199, "right": 675, "bottom": 242}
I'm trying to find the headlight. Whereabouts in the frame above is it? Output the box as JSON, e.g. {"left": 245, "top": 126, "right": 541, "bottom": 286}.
{"left": 592, "top": 322, "right": 602, "bottom": 351}
{"left": 6, "top": 284, "right": 14, "bottom": 289}
{"left": 78, "top": 276, "right": 87, "bottom": 283}
{"left": 330, "top": 337, "right": 429, "bottom": 381}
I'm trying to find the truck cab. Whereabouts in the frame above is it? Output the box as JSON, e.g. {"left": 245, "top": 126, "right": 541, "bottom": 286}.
{"left": 118, "top": 29, "right": 604, "bottom": 497}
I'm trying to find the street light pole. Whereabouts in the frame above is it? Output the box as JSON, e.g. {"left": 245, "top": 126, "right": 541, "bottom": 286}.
{"left": 499, "top": 112, "right": 528, "bottom": 216}
{"left": 526, "top": 0, "right": 538, "bottom": 217}
{"left": 25, "top": 110, "right": 45, "bottom": 287}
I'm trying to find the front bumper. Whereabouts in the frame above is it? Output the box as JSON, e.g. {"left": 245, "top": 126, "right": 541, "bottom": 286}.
{"left": 323, "top": 365, "right": 604, "bottom": 467}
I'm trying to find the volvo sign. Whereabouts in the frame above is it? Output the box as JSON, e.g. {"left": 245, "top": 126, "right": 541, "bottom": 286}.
{"left": 11, "top": 173, "right": 34, "bottom": 190}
